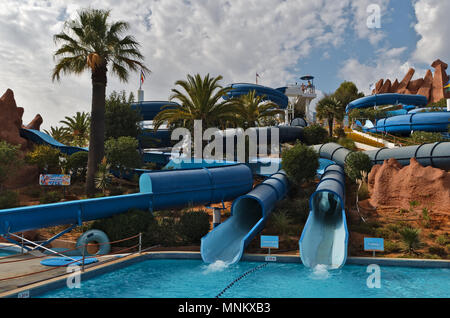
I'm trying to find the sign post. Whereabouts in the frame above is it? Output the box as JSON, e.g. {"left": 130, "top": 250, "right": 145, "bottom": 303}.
{"left": 364, "top": 238, "right": 384, "bottom": 257}
{"left": 39, "top": 174, "right": 71, "bottom": 197}
{"left": 261, "top": 235, "right": 279, "bottom": 262}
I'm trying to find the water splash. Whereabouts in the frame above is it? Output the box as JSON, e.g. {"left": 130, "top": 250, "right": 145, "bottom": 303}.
{"left": 202, "top": 260, "right": 229, "bottom": 274}
{"left": 310, "top": 264, "right": 330, "bottom": 280}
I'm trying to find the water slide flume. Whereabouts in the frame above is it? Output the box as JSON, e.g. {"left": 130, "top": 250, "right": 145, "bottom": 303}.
{"left": 201, "top": 171, "right": 288, "bottom": 265}
{"left": 299, "top": 165, "right": 348, "bottom": 269}
{"left": 0, "top": 165, "right": 253, "bottom": 237}
{"left": 301, "top": 142, "right": 450, "bottom": 269}
{"left": 356, "top": 112, "right": 450, "bottom": 134}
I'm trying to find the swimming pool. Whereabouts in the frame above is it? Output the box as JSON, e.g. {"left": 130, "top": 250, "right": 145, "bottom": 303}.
{"left": 40, "top": 259, "right": 449, "bottom": 298}
{"left": 0, "top": 245, "right": 20, "bottom": 257}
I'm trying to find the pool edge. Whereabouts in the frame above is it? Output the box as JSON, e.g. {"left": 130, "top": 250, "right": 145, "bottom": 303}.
{"left": 1, "top": 252, "right": 449, "bottom": 298}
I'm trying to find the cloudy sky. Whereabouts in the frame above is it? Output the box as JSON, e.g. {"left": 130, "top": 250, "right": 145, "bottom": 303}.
{"left": 0, "top": 0, "right": 449, "bottom": 130}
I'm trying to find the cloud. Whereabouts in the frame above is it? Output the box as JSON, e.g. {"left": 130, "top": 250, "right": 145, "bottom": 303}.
{"left": 412, "top": 0, "right": 450, "bottom": 63}
{"left": 0, "top": 0, "right": 360, "bottom": 130}
{"left": 339, "top": 47, "right": 428, "bottom": 95}
{"left": 350, "top": 0, "right": 391, "bottom": 45}
{"left": 0, "top": 0, "right": 413, "bottom": 131}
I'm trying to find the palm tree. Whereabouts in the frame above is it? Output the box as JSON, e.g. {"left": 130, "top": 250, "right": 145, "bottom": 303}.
{"left": 231, "top": 90, "right": 285, "bottom": 129}
{"left": 153, "top": 74, "right": 237, "bottom": 132}
{"left": 52, "top": 8, "right": 150, "bottom": 195}
{"left": 316, "top": 94, "right": 344, "bottom": 137}
{"left": 44, "top": 126, "right": 71, "bottom": 144}
{"left": 60, "top": 112, "right": 91, "bottom": 147}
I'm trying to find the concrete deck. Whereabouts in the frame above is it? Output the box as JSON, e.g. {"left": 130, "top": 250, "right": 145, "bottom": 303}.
{"left": 0, "top": 247, "right": 117, "bottom": 295}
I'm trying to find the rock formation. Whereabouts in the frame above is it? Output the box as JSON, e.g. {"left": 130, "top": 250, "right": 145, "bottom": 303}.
{"left": 368, "top": 158, "right": 450, "bottom": 213}
{"left": 0, "top": 89, "right": 43, "bottom": 188}
{"left": 372, "top": 59, "right": 450, "bottom": 104}
{"left": 24, "top": 114, "right": 43, "bottom": 131}
{"left": 0, "top": 89, "right": 28, "bottom": 148}
{"left": 0, "top": 89, "right": 44, "bottom": 148}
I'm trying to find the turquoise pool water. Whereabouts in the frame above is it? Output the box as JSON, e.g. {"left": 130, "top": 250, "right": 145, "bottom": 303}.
{"left": 40, "top": 259, "right": 449, "bottom": 298}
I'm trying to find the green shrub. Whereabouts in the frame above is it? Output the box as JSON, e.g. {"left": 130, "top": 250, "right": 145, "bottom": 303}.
{"left": 357, "top": 181, "right": 370, "bottom": 201}
{"left": 337, "top": 137, "right": 357, "bottom": 151}
{"left": 399, "top": 226, "right": 421, "bottom": 254}
{"left": 177, "top": 210, "right": 210, "bottom": 244}
{"left": 386, "top": 223, "right": 401, "bottom": 233}
{"left": 105, "top": 136, "right": 142, "bottom": 177}
{"left": 436, "top": 234, "right": 449, "bottom": 246}
{"left": 65, "top": 151, "right": 88, "bottom": 181}
{"left": 155, "top": 217, "right": 179, "bottom": 247}
{"left": 105, "top": 90, "right": 142, "bottom": 140}
{"left": 270, "top": 211, "right": 292, "bottom": 236}
{"left": 0, "top": 141, "right": 22, "bottom": 188}
{"left": 0, "top": 190, "right": 19, "bottom": 209}
{"left": 334, "top": 127, "right": 346, "bottom": 138}
{"left": 39, "top": 190, "right": 63, "bottom": 204}
{"left": 428, "top": 246, "right": 447, "bottom": 258}
{"left": 95, "top": 159, "right": 113, "bottom": 195}
{"left": 91, "top": 209, "right": 158, "bottom": 247}
{"left": 374, "top": 227, "right": 394, "bottom": 239}
{"left": 281, "top": 142, "right": 319, "bottom": 186}
{"left": 411, "top": 131, "right": 444, "bottom": 144}
{"left": 303, "top": 124, "right": 328, "bottom": 145}
{"left": 384, "top": 240, "right": 402, "bottom": 253}
{"left": 344, "top": 151, "right": 373, "bottom": 182}
{"left": 421, "top": 208, "right": 431, "bottom": 228}
{"left": 350, "top": 221, "right": 375, "bottom": 235}
{"left": 274, "top": 198, "right": 309, "bottom": 224}
{"left": 25, "top": 145, "right": 63, "bottom": 174}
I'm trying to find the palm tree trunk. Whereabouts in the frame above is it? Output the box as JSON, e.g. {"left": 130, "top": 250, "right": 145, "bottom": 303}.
{"left": 328, "top": 117, "right": 334, "bottom": 137}
{"left": 86, "top": 65, "right": 107, "bottom": 196}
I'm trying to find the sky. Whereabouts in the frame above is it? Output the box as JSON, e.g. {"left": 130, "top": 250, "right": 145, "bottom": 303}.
{"left": 0, "top": 0, "right": 449, "bottom": 130}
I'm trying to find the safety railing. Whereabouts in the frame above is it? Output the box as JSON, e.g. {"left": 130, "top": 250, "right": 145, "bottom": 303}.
{"left": 0, "top": 233, "right": 160, "bottom": 283}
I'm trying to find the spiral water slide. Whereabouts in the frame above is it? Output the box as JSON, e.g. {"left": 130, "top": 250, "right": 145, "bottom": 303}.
{"left": 300, "top": 142, "right": 450, "bottom": 269}
{"left": 346, "top": 93, "right": 449, "bottom": 134}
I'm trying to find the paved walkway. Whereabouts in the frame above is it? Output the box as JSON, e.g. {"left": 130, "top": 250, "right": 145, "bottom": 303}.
{"left": 0, "top": 250, "right": 115, "bottom": 294}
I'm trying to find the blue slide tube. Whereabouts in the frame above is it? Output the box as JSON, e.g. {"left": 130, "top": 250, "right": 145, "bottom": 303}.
{"left": 313, "top": 142, "right": 450, "bottom": 170}
{"left": 201, "top": 171, "right": 288, "bottom": 264}
{"left": 361, "top": 112, "right": 450, "bottom": 134}
{"left": 224, "top": 83, "right": 289, "bottom": 109}
{"left": 299, "top": 165, "right": 348, "bottom": 269}
{"left": 131, "top": 101, "right": 180, "bottom": 121}
{"left": 346, "top": 93, "right": 428, "bottom": 113}
{"left": 139, "top": 164, "right": 253, "bottom": 211}
{"left": 0, "top": 165, "right": 253, "bottom": 235}
{"left": 20, "top": 128, "right": 87, "bottom": 155}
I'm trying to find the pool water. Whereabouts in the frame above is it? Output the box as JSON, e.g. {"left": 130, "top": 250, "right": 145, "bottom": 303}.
{"left": 40, "top": 259, "right": 449, "bottom": 298}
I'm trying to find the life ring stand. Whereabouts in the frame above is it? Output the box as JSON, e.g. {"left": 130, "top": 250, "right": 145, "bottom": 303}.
{"left": 76, "top": 229, "right": 111, "bottom": 256}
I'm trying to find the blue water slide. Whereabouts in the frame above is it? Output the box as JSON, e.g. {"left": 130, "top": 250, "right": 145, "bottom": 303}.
{"left": 131, "top": 101, "right": 180, "bottom": 121}
{"left": 408, "top": 107, "right": 447, "bottom": 114}
{"left": 0, "top": 165, "right": 253, "bottom": 235}
{"left": 362, "top": 112, "right": 450, "bottom": 134}
{"left": 346, "top": 94, "right": 428, "bottom": 113}
{"left": 20, "top": 128, "right": 88, "bottom": 155}
{"left": 140, "top": 164, "right": 253, "bottom": 211}
{"left": 299, "top": 165, "right": 348, "bottom": 269}
{"left": 313, "top": 142, "right": 450, "bottom": 170}
{"left": 139, "top": 129, "right": 172, "bottom": 148}
{"left": 201, "top": 171, "right": 288, "bottom": 264}
{"left": 224, "top": 83, "right": 289, "bottom": 109}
